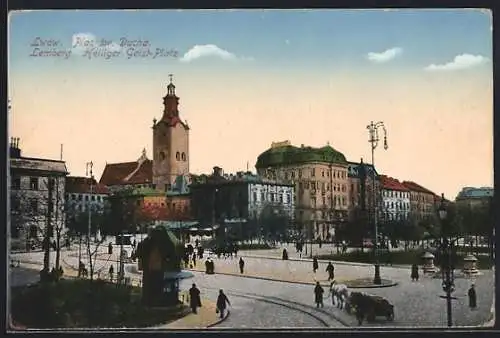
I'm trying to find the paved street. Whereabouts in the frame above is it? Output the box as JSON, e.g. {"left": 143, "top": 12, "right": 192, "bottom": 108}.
{"left": 10, "top": 248, "right": 495, "bottom": 328}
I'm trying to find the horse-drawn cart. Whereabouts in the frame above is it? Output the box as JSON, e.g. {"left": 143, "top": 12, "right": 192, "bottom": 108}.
{"left": 346, "top": 292, "right": 395, "bottom": 324}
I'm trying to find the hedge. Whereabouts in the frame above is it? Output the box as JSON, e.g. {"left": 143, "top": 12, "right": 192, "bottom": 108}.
{"left": 316, "top": 249, "right": 493, "bottom": 269}
{"left": 10, "top": 279, "right": 189, "bottom": 328}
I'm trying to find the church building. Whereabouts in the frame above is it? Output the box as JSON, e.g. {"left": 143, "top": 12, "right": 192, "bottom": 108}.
{"left": 99, "top": 76, "right": 192, "bottom": 220}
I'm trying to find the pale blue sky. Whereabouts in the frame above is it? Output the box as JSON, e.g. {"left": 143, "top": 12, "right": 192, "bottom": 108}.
{"left": 9, "top": 9, "right": 492, "bottom": 74}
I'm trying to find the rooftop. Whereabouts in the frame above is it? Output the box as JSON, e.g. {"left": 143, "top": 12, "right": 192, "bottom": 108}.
{"left": 347, "top": 160, "right": 379, "bottom": 178}
{"left": 99, "top": 149, "right": 152, "bottom": 186}
{"left": 66, "top": 176, "right": 109, "bottom": 194}
{"left": 402, "top": 181, "right": 436, "bottom": 195}
{"left": 255, "top": 141, "right": 347, "bottom": 169}
{"left": 10, "top": 157, "right": 68, "bottom": 174}
{"left": 379, "top": 175, "right": 410, "bottom": 192}
{"left": 456, "top": 187, "right": 494, "bottom": 200}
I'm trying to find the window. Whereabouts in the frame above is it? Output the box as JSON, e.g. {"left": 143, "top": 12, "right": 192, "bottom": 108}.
{"left": 181, "top": 152, "right": 186, "bottom": 161}
{"left": 342, "top": 197, "right": 346, "bottom": 206}
{"left": 322, "top": 196, "right": 326, "bottom": 206}
{"left": 11, "top": 176, "right": 21, "bottom": 189}
{"left": 311, "top": 168, "right": 316, "bottom": 177}
{"left": 30, "top": 199, "right": 38, "bottom": 213}
{"left": 291, "top": 171, "right": 295, "bottom": 178}
{"left": 321, "top": 170, "right": 325, "bottom": 177}
{"left": 85, "top": 195, "right": 89, "bottom": 201}
{"left": 176, "top": 152, "right": 180, "bottom": 160}
{"left": 78, "top": 195, "right": 83, "bottom": 201}
{"left": 71, "top": 194, "right": 76, "bottom": 200}
{"left": 91, "top": 196, "right": 95, "bottom": 201}
{"left": 30, "top": 177, "right": 38, "bottom": 190}
{"left": 253, "top": 192, "right": 257, "bottom": 201}
{"left": 279, "top": 194, "right": 283, "bottom": 203}
{"left": 261, "top": 192, "right": 265, "bottom": 201}
{"left": 298, "top": 169, "right": 302, "bottom": 178}
{"left": 287, "top": 194, "right": 291, "bottom": 204}
{"left": 311, "top": 197, "right": 316, "bottom": 207}
{"left": 172, "top": 203, "right": 176, "bottom": 209}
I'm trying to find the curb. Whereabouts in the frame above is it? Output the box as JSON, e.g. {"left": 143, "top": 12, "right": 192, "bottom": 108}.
{"left": 240, "top": 254, "right": 411, "bottom": 269}
{"left": 206, "top": 310, "right": 230, "bottom": 328}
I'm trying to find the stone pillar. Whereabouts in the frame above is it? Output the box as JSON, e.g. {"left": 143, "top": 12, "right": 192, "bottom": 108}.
{"left": 421, "top": 252, "right": 436, "bottom": 274}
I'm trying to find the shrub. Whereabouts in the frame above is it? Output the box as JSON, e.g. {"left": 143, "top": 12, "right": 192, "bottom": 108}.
{"left": 11, "top": 279, "right": 188, "bottom": 328}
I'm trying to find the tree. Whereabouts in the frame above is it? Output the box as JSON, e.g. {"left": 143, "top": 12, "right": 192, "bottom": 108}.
{"left": 10, "top": 175, "right": 67, "bottom": 280}
{"left": 259, "top": 204, "right": 291, "bottom": 243}
{"left": 337, "top": 206, "right": 369, "bottom": 251}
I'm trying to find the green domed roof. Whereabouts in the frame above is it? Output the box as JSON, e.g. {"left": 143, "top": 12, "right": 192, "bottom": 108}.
{"left": 256, "top": 144, "right": 347, "bottom": 169}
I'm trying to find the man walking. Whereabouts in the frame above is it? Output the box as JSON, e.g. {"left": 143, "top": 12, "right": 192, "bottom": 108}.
{"left": 313, "top": 257, "right": 319, "bottom": 273}
{"left": 108, "top": 264, "right": 114, "bottom": 282}
{"left": 189, "top": 283, "right": 202, "bottom": 314}
{"left": 216, "top": 289, "right": 231, "bottom": 319}
{"left": 468, "top": 284, "right": 477, "bottom": 310}
{"left": 239, "top": 257, "right": 245, "bottom": 274}
{"left": 314, "top": 281, "right": 324, "bottom": 308}
{"left": 326, "top": 262, "right": 335, "bottom": 281}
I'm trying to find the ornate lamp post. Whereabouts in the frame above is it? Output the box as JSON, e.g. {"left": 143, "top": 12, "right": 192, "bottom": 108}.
{"left": 366, "top": 121, "right": 388, "bottom": 285}
{"left": 438, "top": 193, "right": 455, "bottom": 327}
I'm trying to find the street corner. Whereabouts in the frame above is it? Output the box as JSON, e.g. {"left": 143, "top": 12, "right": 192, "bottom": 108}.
{"left": 165, "top": 298, "right": 227, "bottom": 329}
{"left": 344, "top": 277, "right": 398, "bottom": 289}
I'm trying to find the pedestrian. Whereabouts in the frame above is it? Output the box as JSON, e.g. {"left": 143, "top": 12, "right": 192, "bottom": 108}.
{"left": 319, "top": 238, "right": 322, "bottom": 249}
{"left": 192, "top": 253, "right": 197, "bottom": 267}
{"left": 239, "top": 257, "right": 245, "bottom": 274}
{"left": 108, "top": 242, "right": 113, "bottom": 255}
{"left": 468, "top": 284, "right": 477, "bottom": 309}
{"left": 313, "top": 257, "right": 319, "bottom": 273}
{"left": 189, "top": 283, "right": 202, "bottom": 313}
{"left": 109, "top": 264, "right": 114, "bottom": 282}
{"left": 314, "top": 281, "right": 324, "bottom": 308}
{"left": 326, "top": 262, "right": 335, "bottom": 281}
{"left": 411, "top": 263, "right": 419, "bottom": 281}
{"left": 282, "top": 248, "right": 289, "bottom": 260}
{"left": 342, "top": 242, "right": 348, "bottom": 254}
{"left": 216, "top": 289, "right": 231, "bottom": 319}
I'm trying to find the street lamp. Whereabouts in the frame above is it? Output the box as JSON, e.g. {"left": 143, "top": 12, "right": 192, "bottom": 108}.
{"left": 438, "top": 193, "right": 455, "bottom": 327}
{"left": 366, "top": 121, "right": 388, "bottom": 285}
{"left": 86, "top": 162, "right": 93, "bottom": 271}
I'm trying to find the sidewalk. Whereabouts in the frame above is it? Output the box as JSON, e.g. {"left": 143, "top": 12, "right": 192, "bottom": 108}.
{"left": 189, "top": 256, "right": 357, "bottom": 287}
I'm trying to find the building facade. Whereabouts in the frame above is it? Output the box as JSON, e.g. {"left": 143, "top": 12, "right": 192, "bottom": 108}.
{"left": 455, "top": 187, "right": 494, "bottom": 209}
{"left": 347, "top": 159, "right": 379, "bottom": 221}
{"left": 402, "top": 181, "right": 438, "bottom": 220}
{"left": 190, "top": 167, "right": 295, "bottom": 236}
{"left": 379, "top": 175, "right": 411, "bottom": 221}
{"left": 9, "top": 138, "right": 69, "bottom": 246}
{"left": 99, "top": 149, "right": 153, "bottom": 191}
{"left": 65, "top": 176, "right": 110, "bottom": 214}
{"left": 255, "top": 141, "right": 349, "bottom": 241}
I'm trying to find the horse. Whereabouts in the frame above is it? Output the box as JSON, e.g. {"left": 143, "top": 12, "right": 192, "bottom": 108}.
{"left": 330, "top": 281, "right": 349, "bottom": 310}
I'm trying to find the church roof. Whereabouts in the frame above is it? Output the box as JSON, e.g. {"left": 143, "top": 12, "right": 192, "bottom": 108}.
{"left": 156, "top": 116, "right": 190, "bottom": 130}
{"left": 66, "top": 176, "right": 110, "bottom": 194}
{"left": 99, "top": 159, "right": 153, "bottom": 186}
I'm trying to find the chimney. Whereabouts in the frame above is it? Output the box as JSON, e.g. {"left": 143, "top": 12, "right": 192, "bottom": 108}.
{"left": 9, "top": 137, "right": 21, "bottom": 158}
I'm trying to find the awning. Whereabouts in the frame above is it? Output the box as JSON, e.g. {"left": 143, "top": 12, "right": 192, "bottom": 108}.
{"left": 164, "top": 270, "right": 194, "bottom": 280}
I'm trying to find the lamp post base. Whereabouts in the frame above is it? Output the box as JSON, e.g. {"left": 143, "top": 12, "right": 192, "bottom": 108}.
{"left": 373, "top": 264, "right": 382, "bottom": 285}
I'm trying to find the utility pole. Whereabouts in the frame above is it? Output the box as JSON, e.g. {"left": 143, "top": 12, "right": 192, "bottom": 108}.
{"left": 42, "top": 177, "right": 55, "bottom": 280}
{"left": 366, "top": 121, "right": 388, "bottom": 285}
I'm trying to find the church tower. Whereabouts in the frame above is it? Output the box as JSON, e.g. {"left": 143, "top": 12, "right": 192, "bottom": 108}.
{"left": 152, "top": 75, "right": 190, "bottom": 191}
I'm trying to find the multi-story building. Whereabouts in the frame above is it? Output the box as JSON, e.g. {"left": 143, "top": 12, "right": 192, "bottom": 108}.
{"left": 65, "top": 176, "right": 110, "bottom": 214}
{"left": 255, "top": 141, "right": 349, "bottom": 241}
{"left": 347, "top": 159, "right": 379, "bottom": 220}
{"left": 402, "top": 181, "right": 438, "bottom": 220}
{"left": 455, "top": 187, "right": 493, "bottom": 209}
{"left": 379, "top": 175, "right": 411, "bottom": 221}
{"left": 190, "top": 167, "right": 295, "bottom": 236}
{"left": 9, "top": 137, "right": 69, "bottom": 247}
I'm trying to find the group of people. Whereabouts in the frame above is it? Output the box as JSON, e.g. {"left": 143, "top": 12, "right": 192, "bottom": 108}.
{"left": 188, "top": 284, "right": 231, "bottom": 319}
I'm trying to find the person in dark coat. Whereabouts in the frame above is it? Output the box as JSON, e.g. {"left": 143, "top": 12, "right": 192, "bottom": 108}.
{"left": 318, "top": 238, "right": 322, "bottom": 249}
{"left": 326, "top": 262, "right": 335, "bottom": 281}
{"left": 108, "top": 264, "right": 114, "bottom": 281}
{"left": 192, "top": 253, "right": 197, "bottom": 267}
{"left": 189, "top": 283, "right": 202, "bottom": 313}
{"left": 411, "top": 264, "right": 419, "bottom": 281}
{"left": 108, "top": 242, "right": 113, "bottom": 255}
{"left": 239, "top": 257, "right": 245, "bottom": 274}
{"left": 205, "top": 259, "right": 210, "bottom": 274}
{"left": 468, "top": 284, "right": 477, "bottom": 309}
{"left": 314, "top": 281, "right": 324, "bottom": 308}
{"left": 216, "top": 289, "right": 231, "bottom": 319}
{"left": 282, "top": 248, "right": 289, "bottom": 260}
{"left": 313, "top": 257, "right": 319, "bottom": 273}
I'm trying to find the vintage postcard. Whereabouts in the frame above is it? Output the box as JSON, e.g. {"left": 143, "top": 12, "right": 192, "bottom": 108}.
{"left": 7, "top": 9, "right": 494, "bottom": 330}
